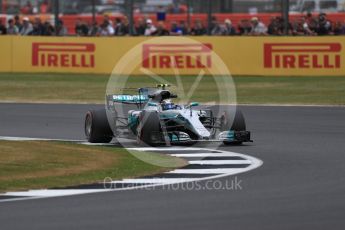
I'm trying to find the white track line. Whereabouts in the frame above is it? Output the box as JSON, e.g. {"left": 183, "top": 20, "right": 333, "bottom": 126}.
{"left": 188, "top": 160, "right": 251, "bottom": 165}
{"left": 167, "top": 168, "right": 246, "bottom": 174}
{"left": 5, "top": 189, "right": 110, "bottom": 197}
{"left": 0, "top": 136, "right": 83, "bottom": 142}
{"left": 170, "top": 153, "right": 240, "bottom": 157}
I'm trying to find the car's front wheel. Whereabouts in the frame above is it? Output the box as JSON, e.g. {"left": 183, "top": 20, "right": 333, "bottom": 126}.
{"left": 221, "top": 109, "right": 246, "bottom": 145}
{"left": 137, "top": 111, "right": 163, "bottom": 146}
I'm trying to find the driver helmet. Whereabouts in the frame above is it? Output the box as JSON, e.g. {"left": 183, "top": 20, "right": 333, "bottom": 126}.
{"left": 162, "top": 100, "right": 175, "bottom": 110}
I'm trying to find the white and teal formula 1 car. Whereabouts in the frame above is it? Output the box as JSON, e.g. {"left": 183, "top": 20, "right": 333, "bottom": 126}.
{"left": 85, "top": 84, "right": 252, "bottom": 146}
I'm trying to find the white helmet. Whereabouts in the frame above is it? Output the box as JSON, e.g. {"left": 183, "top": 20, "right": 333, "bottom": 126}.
{"left": 162, "top": 100, "right": 174, "bottom": 110}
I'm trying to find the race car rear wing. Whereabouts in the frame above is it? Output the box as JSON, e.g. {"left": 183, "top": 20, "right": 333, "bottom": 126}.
{"left": 108, "top": 94, "right": 149, "bottom": 104}
{"left": 106, "top": 87, "right": 154, "bottom": 109}
{"left": 106, "top": 85, "right": 171, "bottom": 108}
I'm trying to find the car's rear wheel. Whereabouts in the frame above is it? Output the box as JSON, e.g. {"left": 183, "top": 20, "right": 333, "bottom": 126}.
{"left": 85, "top": 109, "right": 113, "bottom": 143}
{"left": 221, "top": 109, "right": 246, "bottom": 145}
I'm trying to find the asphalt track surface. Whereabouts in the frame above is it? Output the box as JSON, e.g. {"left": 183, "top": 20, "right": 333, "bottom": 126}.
{"left": 0, "top": 103, "right": 345, "bottom": 230}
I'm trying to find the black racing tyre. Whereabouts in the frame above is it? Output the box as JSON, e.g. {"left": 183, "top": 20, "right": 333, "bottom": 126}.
{"left": 85, "top": 109, "right": 113, "bottom": 143}
{"left": 137, "top": 111, "right": 162, "bottom": 146}
{"left": 221, "top": 109, "right": 246, "bottom": 145}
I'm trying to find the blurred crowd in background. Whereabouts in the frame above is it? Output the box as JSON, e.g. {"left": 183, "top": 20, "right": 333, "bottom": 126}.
{"left": 2, "top": 0, "right": 345, "bottom": 15}
{"left": 1, "top": 12, "right": 344, "bottom": 36}
{"left": 1, "top": 0, "right": 345, "bottom": 36}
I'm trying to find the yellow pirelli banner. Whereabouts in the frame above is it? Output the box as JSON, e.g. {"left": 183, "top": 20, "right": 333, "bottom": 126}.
{"left": 0, "top": 36, "right": 344, "bottom": 76}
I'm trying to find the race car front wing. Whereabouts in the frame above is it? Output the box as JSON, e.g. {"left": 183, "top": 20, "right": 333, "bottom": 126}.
{"left": 219, "top": 131, "right": 252, "bottom": 142}
{"left": 148, "top": 130, "right": 252, "bottom": 145}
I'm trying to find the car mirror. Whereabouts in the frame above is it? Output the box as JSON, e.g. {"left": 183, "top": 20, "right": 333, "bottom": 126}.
{"left": 190, "top": 102, "right": 199, "bottom": 107}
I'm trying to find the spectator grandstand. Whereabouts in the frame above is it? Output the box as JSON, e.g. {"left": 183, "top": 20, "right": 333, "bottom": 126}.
{"left": 1, "top": 12, "right": 345, "bottom": 36}
{"left": 1, "top": 0, "right": 345, "bottom": 36}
